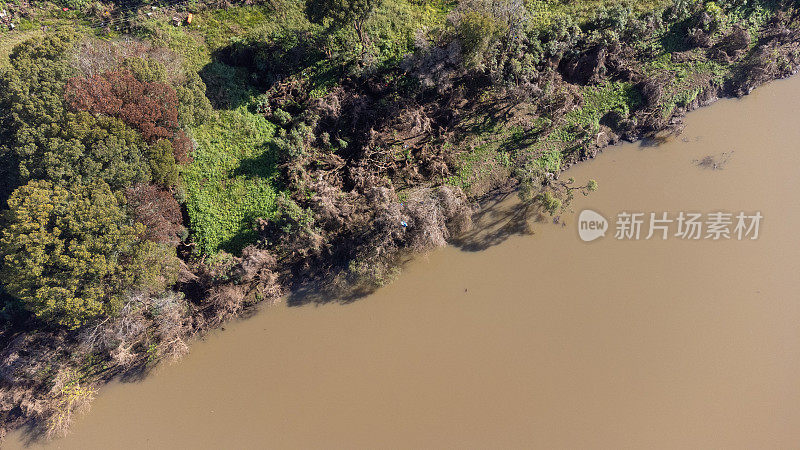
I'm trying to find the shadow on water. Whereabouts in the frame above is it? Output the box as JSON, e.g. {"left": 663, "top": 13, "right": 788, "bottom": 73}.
{"left": 14, "top": 420, "right": 47, "bottom": 447}
{"left": 452, "top": 192, "right": 543, "bottom": 253}
{"left": 283, "top": 253, "right": 415, "bottom": 307}
{"left": 285, "top": 281, "right": 379, "bottom": 307}
{"left": 285, "top": 191, "right": 545, "bottom": 306}
{"left": 639, "top": 134, "right": 674, "bottom": 148}
{"left": 7, "top": 349, "right": 164, "bottom": 447}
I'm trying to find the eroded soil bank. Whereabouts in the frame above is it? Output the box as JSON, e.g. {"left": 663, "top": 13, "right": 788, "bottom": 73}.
{"left": 8, "top": 63, "right": 800, "bottom": 450}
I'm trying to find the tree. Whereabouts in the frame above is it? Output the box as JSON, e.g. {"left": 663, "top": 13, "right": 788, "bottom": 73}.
{"left": 1, "top": 34, "right": 150, "bottom": 191}
{"left": 536, "top": 190, "right": 562, "bottom": 215}
{"left": 125, "top": 183, "right": 185, "bottom": 245}
{"left": 65, "top": 68, "right": 193, "bottom": 167}
{"left": 176, "top": 71, "right": 214, "bottom": 128}
{"left": 305, "top": 0, "right": 383, "bottom": 59}
{"left": 0, "top": 180, "right": 143, "bottom": 329}
{"left": 13, "top": 111, "right": 150, "bottom": 191}
{"left": 65, "top": 69, "right": 180, "bottom": 144}
{"left": 3, "top": 33, "right": 75, "bottom": 129}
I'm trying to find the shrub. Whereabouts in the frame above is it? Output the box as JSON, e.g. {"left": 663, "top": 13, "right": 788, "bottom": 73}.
{"left": 450, "top": 0, "right": 528, "bottom": 69}
{"left": 14, "top": 110, "right": 150, "bottom": 191}
{"left": 126, "top": 241, "right": 181, "bottom": 294}
{"left": 1, "top": 34, "right": 151, "bottom": 191}
{"left": 45, "top": 369, "right": 96, "bottom": 439}
{"left": 146, "top": 140, "right": 180, "bottom": 187}
{"left": 457, "top": 11, "right": 504, "bottom": 66}
{"left": 121, "top": 56, "right": 168, "bottom": 83}
{"left": 0, "top": 181, "right": 144, "bottom": 329}
{"left": 177, "top": 71, "right": 214, "bottom": 128}
{"left": 181, "top": 107, "right": 281, "bottom": 254}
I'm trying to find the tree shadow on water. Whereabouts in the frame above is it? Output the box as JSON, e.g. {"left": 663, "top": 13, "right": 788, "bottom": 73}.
{"left": 283, "top": 193, "right": 545, "bottom": 308}
{"left": 451, "top": 192, "right": 542, "bottom": 253}
{"left": 284, "top": 251, "right": 419, "bottom": 307}
{"left": 285, "top": 281, "right": 376, "bottom": 307}
{"left": 8, "top": 357, "right": 159, "bottom": 447}
{"left": 639, "top": 135, "right": 673, "bottom": 147}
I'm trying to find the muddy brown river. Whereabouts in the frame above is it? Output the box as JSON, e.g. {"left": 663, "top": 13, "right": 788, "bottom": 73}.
{"left": 8, "top": 74, "right": 800, "bottom": 448}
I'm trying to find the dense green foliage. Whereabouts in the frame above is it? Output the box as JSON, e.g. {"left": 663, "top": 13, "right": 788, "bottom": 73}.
{"left": 1, "top": 181, "right": 143, "bottom": 329}
{"left": 168, "top": 0, "right": 449, "bottom": 253}
{"left": 182, "top": 107, "right": 281, "bottom": 254}
{"left": 0, "top": 34, "right": 152, "bottom": 190}
{"left": 0, "top": 32, "right": 186, "bottom": 329}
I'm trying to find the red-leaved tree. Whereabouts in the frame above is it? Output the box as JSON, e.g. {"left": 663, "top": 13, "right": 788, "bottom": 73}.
{"left": 65, "top": 70, "right": 188, "bottom": 155}
{"left": 172, "top": 130, "right": 194, "bottom": 165}
{"left": 125, "top": 183, "right": 184, "bottom": 246}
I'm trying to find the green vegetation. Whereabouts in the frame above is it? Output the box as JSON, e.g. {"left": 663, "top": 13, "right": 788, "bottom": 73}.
{"left": 0, "top": 0, "right": 797, "bottom": 439}
{"left": 1, "top": 181, "right": 145, "bottom": 329}
{"left": 0, "top": 32, "right": 188, "bottom": 330}
{"left": 560, "top": 82, "right": 641, "bottom": 139}
{"left": 0, "top": 0, "right": 789, "bottom": 335}
{"left": 182, "top": 106, "right": 281, "bottom": 254}
{"left": 133, "top": 0, "right": 450, "bottom": 254}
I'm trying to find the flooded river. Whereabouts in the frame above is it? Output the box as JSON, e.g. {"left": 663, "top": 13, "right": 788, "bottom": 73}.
{"left": 9, "top": 75, "right": 800, "bottom": 448}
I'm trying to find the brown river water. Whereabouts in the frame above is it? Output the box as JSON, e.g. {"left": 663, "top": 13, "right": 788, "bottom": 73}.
{"left": 8, "top": 74, "right": 800, "bottom": 448}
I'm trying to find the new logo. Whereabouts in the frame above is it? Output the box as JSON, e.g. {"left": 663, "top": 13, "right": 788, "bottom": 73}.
{"left": 578, "top": 209, "right": 608, "bottom": 242}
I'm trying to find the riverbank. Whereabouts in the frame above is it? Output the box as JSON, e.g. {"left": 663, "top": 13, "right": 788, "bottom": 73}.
{"left": 2, "top": 0, "right": 800, "bottom": 441}
{"left": 7, "top": 69, "right": 800, "bottom": 448}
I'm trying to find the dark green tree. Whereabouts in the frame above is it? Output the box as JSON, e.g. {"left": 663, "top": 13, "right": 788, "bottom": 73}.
{"left": 146, "top": 139, "right": 180, "bottom": 187}
{"left": 305, "top": 0, "right": 383, "bottom": 59}
{"left": 1, "top": 34, "right": 150, "bottom": 191}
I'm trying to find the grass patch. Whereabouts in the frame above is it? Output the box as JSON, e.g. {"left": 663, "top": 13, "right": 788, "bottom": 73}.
{"left": 445, "top": 142, "right": 512, "bottom": 195}
{"left": 548, "top": 81, "right": 640, "bottom": 143}
{"left": 182, "top": 105, "right": 282, "bottom": 255}
{"left": 0, "top": 29, "right": 42, "bottom": 69}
